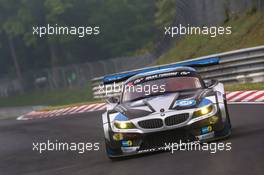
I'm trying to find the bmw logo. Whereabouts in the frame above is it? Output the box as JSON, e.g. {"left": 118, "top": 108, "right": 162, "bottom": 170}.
{"left": 160, "top": 108, "right": 165, "bottom": 116}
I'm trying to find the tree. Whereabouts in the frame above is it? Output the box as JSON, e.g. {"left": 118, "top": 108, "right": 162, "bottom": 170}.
{"left": 44, "top": 0, "right": 73, "bottom": 65}
{"left": 155, "top": 0, "right": 176, "bottom": 30}
{"left": 0, "top": 0, "right": 163, "bottom": 84}
{"left": 89, "top": 0, "right": 156, "bottom": 57}
{"left": 0, "top": 0, "right": 35, "bottom": 93}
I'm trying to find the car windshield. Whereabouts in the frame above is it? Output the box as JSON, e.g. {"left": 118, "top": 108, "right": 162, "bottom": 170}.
{"left": 122, "top": 76, "right": 202, "bottom": 102}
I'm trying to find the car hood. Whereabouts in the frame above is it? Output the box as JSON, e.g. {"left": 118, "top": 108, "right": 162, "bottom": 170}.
{"left": 114, "top": 89, "right": 209, "bottom": 119}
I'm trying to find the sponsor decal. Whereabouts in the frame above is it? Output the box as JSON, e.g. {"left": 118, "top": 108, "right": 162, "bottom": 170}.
{"left": 197, "top": 131, "right": 215, "bottom": 140}
{"left": 114, "top": 113, "right": 128, "bottom": 121}
{"left": 121, "top": 140, "right": 133, "bottom": 147}
{"left": 121, "top": 146, "right": 139, "bottom": 153}
{"left": 133, "top": 78, "right": 144, "bottom": 84}
{"left": 175, "top": 99, "right": 196, "bottom": 107}
{"left": 201, "top": 126, "right": 213, "bottom": 134}
{"left": 131, "top": 71, "right": 193, "bottom": 85}
{"left": 145, "top": 71, "right": 192, "bottom": 81}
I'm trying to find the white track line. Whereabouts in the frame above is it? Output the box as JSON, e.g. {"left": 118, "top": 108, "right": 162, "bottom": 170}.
{"left": 17, "top": 115, "right": 27, "bottom": 120}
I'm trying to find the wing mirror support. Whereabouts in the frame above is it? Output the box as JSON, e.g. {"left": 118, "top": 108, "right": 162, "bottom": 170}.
{"left": 106, "top": 96, "right": 120, "bottom": 105}
{"left": 204, "top": 79, "right": 218, "bottom": 88}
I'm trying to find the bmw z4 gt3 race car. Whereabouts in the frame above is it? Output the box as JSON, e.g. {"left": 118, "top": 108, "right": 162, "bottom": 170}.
{"left": 102, "top": 67, "right": 232, "bottom": 159}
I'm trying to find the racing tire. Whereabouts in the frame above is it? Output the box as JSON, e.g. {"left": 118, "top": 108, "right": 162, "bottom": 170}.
{"left": 224, "top": 99, "right": 232, "bottom": 129}
{"left": 216, "top": 99, "right": 232, "bottom": 138}
{"left": 105, "top": 140, "right": 122, "bottom": 160}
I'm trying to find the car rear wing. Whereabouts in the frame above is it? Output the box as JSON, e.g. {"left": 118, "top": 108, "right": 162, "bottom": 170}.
{"left": 103, "top": 57, "right": 219, "bottom": 84}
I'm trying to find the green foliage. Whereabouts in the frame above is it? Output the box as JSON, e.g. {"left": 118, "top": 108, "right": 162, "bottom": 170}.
{"left": 225, "top": 82, "right": 264, "bottom": 92}
{"left": 90, "top": 0, "right": 156, "bottom": 56}
{"left": 0, "top": 84, "right": 94, "bottom": 107}
{"left": 158, "top": 12, "right": 264, "bottom": 64}
{"left": 155, "top": 0, "right": 176, "bottom": 30}
{"left": 0, "top": 1, "right": 31, "bottom": 37}
{"left": 44, "top": 0, "right": 73, "bottom": 22}
{"left": 0, "top": 0, "right": 158, "bottom": 75}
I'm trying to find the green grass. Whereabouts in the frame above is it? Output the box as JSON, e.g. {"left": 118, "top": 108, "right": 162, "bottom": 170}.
{"left": 37, "top": 82, "right": 264, "bottom": 111}
{"left": 0, "top": 84, "right": 96, "bottom": 107}
{"left": 0, "top": 82, "right": 262, "bottom": 109}
{"left": 158, "top": 12, "right": 264, "bottom": 64}
{"left": 0, "top": 115, "right": 17, "bottom": 120}
{"left": 225, "top": 82, "right": 264, "bottom": 92}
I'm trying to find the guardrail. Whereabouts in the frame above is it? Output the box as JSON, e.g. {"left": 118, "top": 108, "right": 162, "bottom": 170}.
{"left": 92, "top": 45, "right": 264, "bottom": 99}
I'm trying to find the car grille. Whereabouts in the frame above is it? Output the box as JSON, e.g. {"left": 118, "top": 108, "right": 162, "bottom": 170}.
{"left": 139, "top": 129, "right": 195, "bottom": 150}
{"left": 165, "top": 113, "right": 189, "bottom": 126}
{"left": 138, "top": 119, "right": 163, "bottom": 129}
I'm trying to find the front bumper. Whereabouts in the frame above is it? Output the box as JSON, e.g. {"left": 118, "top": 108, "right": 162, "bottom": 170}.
{"left": 107, "top": 114, "right": 226, "bottom": 156}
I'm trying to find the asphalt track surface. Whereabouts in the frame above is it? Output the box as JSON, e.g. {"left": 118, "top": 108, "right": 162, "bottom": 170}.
{"left": 0, "top": 104, "right": 263, "bottom": 175}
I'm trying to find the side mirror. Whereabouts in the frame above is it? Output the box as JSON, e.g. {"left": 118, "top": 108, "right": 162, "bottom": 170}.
{"left": 204, "top": 79, "right": 218, "bottom": 88}
{"left": 106, "top": 96, "right": 120, "bottom": 104}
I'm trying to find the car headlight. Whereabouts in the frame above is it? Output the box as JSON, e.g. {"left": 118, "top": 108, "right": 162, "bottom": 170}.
{"left": 114, "top": 121, "right": 136, "bottom": 129}
{"left": 193, "top": 105, "right": 213, "bottom": 118}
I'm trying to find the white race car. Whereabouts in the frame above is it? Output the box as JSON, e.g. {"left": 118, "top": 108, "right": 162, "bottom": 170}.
{"left": 102, "top": 67, "right": 231, "bottom": 159}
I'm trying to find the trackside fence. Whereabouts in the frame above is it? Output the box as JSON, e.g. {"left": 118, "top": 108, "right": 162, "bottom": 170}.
{"left": 92, "top": 45, "right": 264, "bottom": 99}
